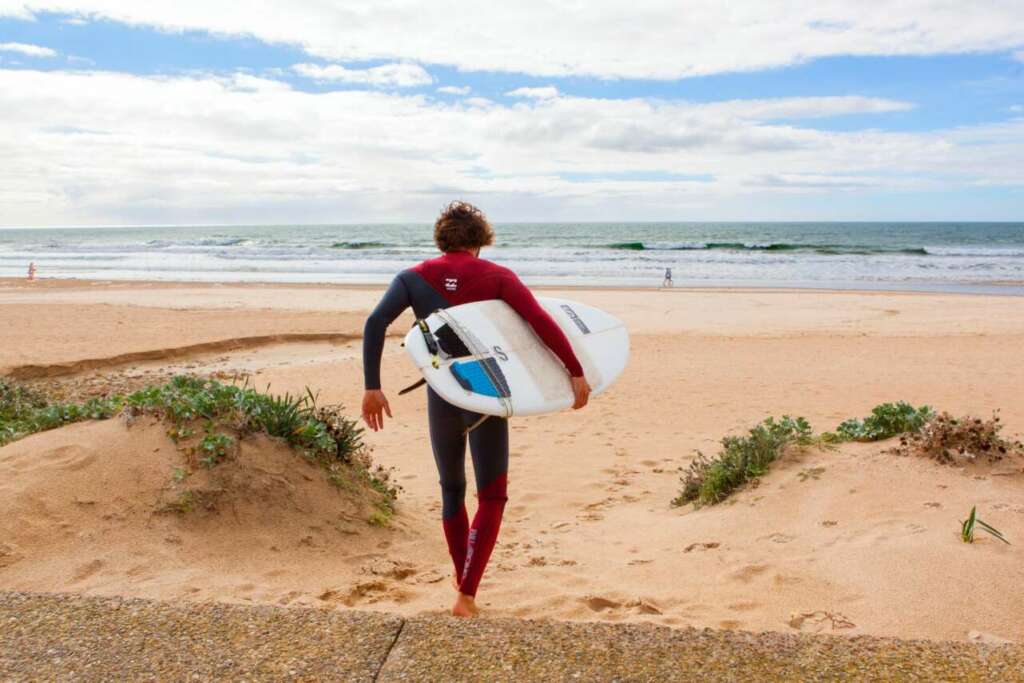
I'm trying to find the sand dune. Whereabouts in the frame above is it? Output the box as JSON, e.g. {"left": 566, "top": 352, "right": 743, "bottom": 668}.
{"left": 1, "top": 279, "right": 1023, "bottom": 643}
{"left": 0, "top": 417, "right": 444, "bottom": 610}
{"left": 1, "top": 413, "right": 1020, "bottom": 643}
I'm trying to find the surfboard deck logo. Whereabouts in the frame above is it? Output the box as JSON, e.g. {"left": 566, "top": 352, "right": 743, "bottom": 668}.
{"left": 404, "top": 297, "right": 629, "bottom": 417}
{"left": 560, "top": 304, "right": 591, "bottom": 335}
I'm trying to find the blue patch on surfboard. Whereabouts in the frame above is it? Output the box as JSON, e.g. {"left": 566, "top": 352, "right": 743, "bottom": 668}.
{"left": 449, "top": 358, "right": 511, "bottom": 398}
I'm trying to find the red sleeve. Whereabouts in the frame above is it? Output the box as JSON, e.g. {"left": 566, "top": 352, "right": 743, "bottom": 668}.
{"left": 498, "top": 273, "right": 584, "bottom": 377}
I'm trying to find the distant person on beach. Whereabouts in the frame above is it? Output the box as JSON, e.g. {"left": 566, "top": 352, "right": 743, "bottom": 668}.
{"left": 662, "top": 267, "right": 673, "bottom": 288}
{"left": 27, "top": 262, "right": 36, "bottom": 282}
{"left": 362, "top": 201, "right": 591, "bottom": 618}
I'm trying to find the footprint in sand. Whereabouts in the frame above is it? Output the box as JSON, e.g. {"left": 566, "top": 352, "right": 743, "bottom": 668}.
{"left": 0, "top": 543, "right": 21, "bottom": 568}
{"left": 727, "top": 601, "right": 761, "bottom": 612}
{"left": 683, "top": 542, "right": 720, "bottom": 553}
{"left": 583, "top": 596, "right": 620, "bottom": 612}
{"left": 277, "top": 591, "right": 303, "bottom": 605}
{"left": 322, "top": 580, "right": 411, "bottom": 607}
{"left": 360, "top": 558, "right": 417, "bottom": 580}
{"left": 582, "top": 595, "right": 663, "bottom": 616}
{"left": 71, "top": 559, "right": 104, "bottom": 583}
{"left": 414, "top": 569, "right": 446, "bottom": 585}
{"left": 788, "top": 611, "right": 856, "bottom": 633}
{"left": 924, "top": 502, "right": 942, "bottom": 509}
{"left": 728, "top": 564, "right": 769, "bottom": 583}
{"left": 760, "top": 532, "right": 795, "bottom": 544}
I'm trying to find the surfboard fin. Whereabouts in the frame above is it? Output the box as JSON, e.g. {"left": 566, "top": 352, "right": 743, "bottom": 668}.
{"left": 449, "top": 359, "right": 511, "bottom": 398}
{"left": 398, "top": 378, "right": 427, "bottom": 395}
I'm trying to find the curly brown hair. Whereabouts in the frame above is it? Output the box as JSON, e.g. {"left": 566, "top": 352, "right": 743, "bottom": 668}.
{"left": 433, "top": 201, "right": 495, "bottom": 252}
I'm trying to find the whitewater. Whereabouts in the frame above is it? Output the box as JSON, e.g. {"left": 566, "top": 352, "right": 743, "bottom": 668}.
{"left": 1, "top": 222, "right": 1023, "bottom": 294}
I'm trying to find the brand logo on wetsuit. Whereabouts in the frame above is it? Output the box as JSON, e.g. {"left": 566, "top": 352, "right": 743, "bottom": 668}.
{"left": 444, "top": 277, "right": 458, "bottom": 291}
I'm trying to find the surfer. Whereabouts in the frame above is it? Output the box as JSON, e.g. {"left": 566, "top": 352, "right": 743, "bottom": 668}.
{"left": 662, "top": 267, "right": 673, "bottom": 288}
{"left": 361, "top": 201, "right": 591, "bottom": 617}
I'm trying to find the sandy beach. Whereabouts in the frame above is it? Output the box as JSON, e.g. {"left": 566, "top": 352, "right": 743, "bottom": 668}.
{"left": 1, "top": 277, "right": 1022, "bottom": 644}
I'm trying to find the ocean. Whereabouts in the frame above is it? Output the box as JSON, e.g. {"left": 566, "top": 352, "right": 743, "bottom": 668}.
{"left": 2, "top": 223, "right": 1023, "bottom": 294}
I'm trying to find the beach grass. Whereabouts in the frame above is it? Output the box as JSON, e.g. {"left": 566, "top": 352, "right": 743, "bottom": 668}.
{"left": 1, "top": 375, "right": 399, "bottom": 521}
{"left": 960, "top": 505, "right": 1011, "bottom": 545}
{"left": 673, "top": 416, "right": 814, "bottom": 507}
{"left": 0, "top": 378, "right": 123, "bottom": 446}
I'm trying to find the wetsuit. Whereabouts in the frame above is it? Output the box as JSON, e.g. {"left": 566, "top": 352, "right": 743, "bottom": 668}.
{"left": 363, "top": 250, "right": 583, "bottom": 596}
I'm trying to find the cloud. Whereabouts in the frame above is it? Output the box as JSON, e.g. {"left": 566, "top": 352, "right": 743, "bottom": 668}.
{"left": 291, "top": 62, "right": 432, "bottom": 87}
{"left": 0, "top": 67, "right": 1020, "bottom": 224}
{"left": 506, "top": 86, "right": 558, "bottom": 99}
{"left": 2, "top": 2, "right": 1023, "bottom": 79}
{"left": 700, "top": 96, "right": 914, "bottom": 120}
{"left": 0, "top": 42, "right": 58, "bottom": 58}
{"left": 437, "top": 85, "right": 471, "bottom": 95}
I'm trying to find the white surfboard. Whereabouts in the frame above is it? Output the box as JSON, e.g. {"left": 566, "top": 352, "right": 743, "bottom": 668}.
{"left": 403, "top": 297, "right": 628, "bottom": 417}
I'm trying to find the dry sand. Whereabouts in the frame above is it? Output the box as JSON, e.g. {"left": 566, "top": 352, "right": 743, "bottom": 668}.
{"left": 1, "top": 277, "right": 1022, "bottom": 643}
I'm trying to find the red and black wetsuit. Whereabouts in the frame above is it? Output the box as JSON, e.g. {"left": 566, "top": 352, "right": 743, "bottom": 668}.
{"left": 363, "top": 250, "right": 583, "bottom": 596}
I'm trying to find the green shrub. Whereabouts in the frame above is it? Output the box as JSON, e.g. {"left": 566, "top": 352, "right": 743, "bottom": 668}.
{"left": 0, "top": 378, "right": 123, "bottom": 446}
{"left": 673, "top": 416, "right": 814, "bottom": 508}
{"left": 198, "top": 431, "right": 235, "bottom": 467}
{"left": 829, "top": 401, "right": 934, "bottom": 442}
{"left": 124, "top": 378, "right": 365, "bottom": 464}
{"left": 2, "top": 375, "right": 397, "bottom": 519}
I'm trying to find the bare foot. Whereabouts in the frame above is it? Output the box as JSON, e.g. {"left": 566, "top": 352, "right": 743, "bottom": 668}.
{"left": 451, "top": 593, "right": 478, "bottom": 618}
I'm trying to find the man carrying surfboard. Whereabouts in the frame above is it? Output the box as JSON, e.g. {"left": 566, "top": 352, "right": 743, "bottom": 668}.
{"left": 362, "top": 201, "right": 591, "bottom": 617}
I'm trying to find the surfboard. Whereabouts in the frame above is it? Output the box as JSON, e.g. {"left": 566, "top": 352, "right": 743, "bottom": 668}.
{"left": 403, "top": 297, "right": 628, "bottom": 417}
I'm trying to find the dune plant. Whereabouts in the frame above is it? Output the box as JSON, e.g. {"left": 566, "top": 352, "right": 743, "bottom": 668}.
{"left": 123, "top": 377, "right": 365, "bottom": 464}
{"left": 198, "top": 430, "right": 235, "bottom": 467}
{"left": 673, "top": 416, "right": 814, "bottom": 508}
{"left": 896, "top": 412, "right": 1024, "bottom": 465}
{"left": 0, "top": 378, "right": 123, "bottom": 446}
{"left": 960, "top": 506, "right": 1010, "bottom": 545}
{"left": 124, "top": 376, "right": 399, "bottom": 520}
{"left": 829, "top": 401, "right": 934, "bottom": 442}
{"left": 2, "top": 375, "right": 398, "bottom": 520}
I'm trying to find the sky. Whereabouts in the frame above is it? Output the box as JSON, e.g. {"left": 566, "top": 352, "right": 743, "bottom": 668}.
{"left": 0, "top": 2, "right": 1022, "bottom": 226}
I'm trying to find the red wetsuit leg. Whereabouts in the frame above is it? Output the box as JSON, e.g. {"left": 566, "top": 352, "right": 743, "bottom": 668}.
{"left": 443, "top": 507, "right": 469, "bottom": 581}
{"left": 459, "top": 473, "right": 508, "bottom": 596}
{"left": 457, "top": 412, "right": 510, "bottom": 596}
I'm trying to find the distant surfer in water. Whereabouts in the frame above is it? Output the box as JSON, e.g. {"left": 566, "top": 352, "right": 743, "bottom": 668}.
{"left": 362, "top": 201, "right": 591, "bottom": 617}
{"left": 662, "top": 267, "right": 673, "bottom": 288}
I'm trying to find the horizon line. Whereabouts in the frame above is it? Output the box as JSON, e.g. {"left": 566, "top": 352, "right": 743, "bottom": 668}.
{"left": 3, "top": 219, "right": 1024, "bottom": 230}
